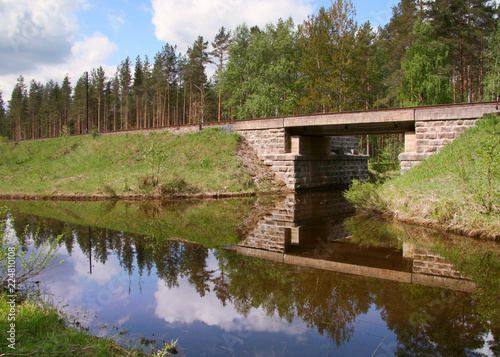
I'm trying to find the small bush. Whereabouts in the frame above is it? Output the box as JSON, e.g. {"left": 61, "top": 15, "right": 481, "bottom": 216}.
{"left": 158, "top": 177, "right": 198, "bottom": 195}
{"left": 343, "top": 180, "right": 387, "bottom": 214}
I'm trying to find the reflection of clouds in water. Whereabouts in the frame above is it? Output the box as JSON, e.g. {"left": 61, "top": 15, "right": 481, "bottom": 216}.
{"left": 72, "top": 247, "right": 122, "bottom": 286}
{"left": 154, "top": 257, "right": 308, "bottom": 336}
{"left": 38, "top": 244, "right": 128, "bottom": 313}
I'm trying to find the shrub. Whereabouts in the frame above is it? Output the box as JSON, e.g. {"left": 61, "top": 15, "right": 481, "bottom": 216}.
{"left": 343, "top": 180, "right": 387, "bottom": 214}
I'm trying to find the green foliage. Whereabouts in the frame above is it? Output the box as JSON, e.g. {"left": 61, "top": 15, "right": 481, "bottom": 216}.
{"left": 484, "top": 26, "right": 500, "bottom": 101}
{"left": 220, "top": 18, "right": 299, "bottom": 119}
{"left": 90, "top": 127, "right": 100, "bottom": 139}
{"left": 61, "top": 125, "right": 70, "bottom": 138}
{"left": 0, "top": 209, "right": 63, "bottom": 287}
{"left": 0, "top": 292, "right": 148, "bottom": 355}
{"left": 370, "top": 137, "right": 403, "bottom": 173}
{"left": 449, "top": 115, "right": 500, "bottom": 215}
{"left": 143, "top": 136, "right": 169, "bottom": 175}
{"left": 343, "top": 180, "right": 387, "bottom": 214}
{"left": 297, "top": 0, "right": 363, "bottom": 113}
{"left": 399, "top": 19, "right": 452, "bottom": 106}
{"left": 154, "top": 340, "right": 179, "bottom": 356}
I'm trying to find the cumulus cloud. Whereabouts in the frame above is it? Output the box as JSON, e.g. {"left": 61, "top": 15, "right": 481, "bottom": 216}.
{"left": 71, "top": 32, "right": 118, "bottom": 66}
{"left": 0, "top": 0, "right": 82, "bottom": 74}
{"left": 0, "top": 32, "right": 118, "bottom": 98}
{"left": 0, "top": 0, "right": 117, "bottom": 98}
{"left": 151, "top": 0, "right": 314, "bottom": 53}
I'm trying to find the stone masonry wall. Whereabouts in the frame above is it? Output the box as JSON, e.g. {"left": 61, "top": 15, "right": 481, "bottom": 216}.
{"left": 236, "top": 128, "right": 368, "bottom": 189}
{"left": 293, "top": 155, "right": 368, "bottom": 189}
{"left": 415, "top": 119, "right": 477, "bottom": 154}
{"left": 239, "top": 194, "right": 295, "bottom": 253}
{"left": 330, "top": 136, "right": 359, "bottom": 154}
{"left": 400, "top": 118, "right": 478, "bottom": 173}
{"left": 235, "top": 128, "right": 288, "bottom": 158}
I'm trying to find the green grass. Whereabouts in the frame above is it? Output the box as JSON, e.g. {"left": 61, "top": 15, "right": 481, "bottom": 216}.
{"left": 0, "top": 128, "right": 257, "bottom": 198}
{"left": 0, "top": 291, "right": 148, "bottom": 356}
{"left": 345, "top": 114, "right": 500, "bottom": 240}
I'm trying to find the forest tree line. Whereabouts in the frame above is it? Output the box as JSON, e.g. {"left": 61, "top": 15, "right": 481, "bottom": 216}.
{"left": 0, "top": 0, "right": 499, "bottom": 141}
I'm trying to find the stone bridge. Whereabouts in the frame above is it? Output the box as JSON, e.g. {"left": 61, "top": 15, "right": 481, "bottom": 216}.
{"left": 220, "top": 101, "right": 500, "bottom": 189}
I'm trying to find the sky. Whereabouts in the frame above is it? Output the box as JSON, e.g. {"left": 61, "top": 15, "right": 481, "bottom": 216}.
{"left": 0, "top": 0, "right": 401, "bottom": 100}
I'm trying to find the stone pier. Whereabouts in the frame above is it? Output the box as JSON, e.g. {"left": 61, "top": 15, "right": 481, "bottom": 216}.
{"left": 233, "top": 126, "right": 368, "bottom": 190}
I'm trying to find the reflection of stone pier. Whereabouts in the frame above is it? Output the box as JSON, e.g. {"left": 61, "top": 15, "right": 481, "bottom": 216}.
{"left": 240, "top": 190, "right": 353, "bottom": 254}
{"left": 238, "top": 191, "right": 475, "bottom": 292}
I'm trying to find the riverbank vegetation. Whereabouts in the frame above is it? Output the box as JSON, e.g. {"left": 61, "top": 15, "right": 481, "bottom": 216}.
{"left": 0, "top": 0, "right": 498, "bottom": 142}
{"left": 344, "top": 114, "right": 500, "bottom": 240}
{"left": 0, "top": 211, "right": 181, "bottom": 356}
{"left": 0, "top": 292, "right": 152, "bottom": 356}
{"left": 0, "top": 128, "right": 276, "bottom": 199}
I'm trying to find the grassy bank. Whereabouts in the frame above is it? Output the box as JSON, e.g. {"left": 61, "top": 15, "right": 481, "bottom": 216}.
{"left": 0, "top": 128, "right": 275, "bottom": 199}
{"left": 344, "top": 114, "right": 500, "bottom": 240}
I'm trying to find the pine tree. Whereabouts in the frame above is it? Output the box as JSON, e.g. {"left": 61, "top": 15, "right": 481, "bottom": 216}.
{"left": 61, "top": 75, "right": 72, "bottom": 134}
{"left": 71, "top": 74, "right": 89, "bottom": 135}
{"left": 427, "top": 0, "right": 498, "bottom": 102}
{"left": 9, "top": 75, "right": 28, "bottom": 140}
{"left": 211, "top": 27, "right": 232, "bottom": 121}
{"left": 184, "top": 36, "right": 210, "bottom": 123}
{"left": 110, "top": 72, "right": 120, "bottom": 131}
{"left": 142, "top": 55, "right": 153, "bottom": 128}
{"left": 133, "top": 56, "right": 144, "bottom": 129}
{"left": 354, "top": 22, "right": 388, "bottom": 109}
{"left": 152, "top": 44, "right": 178, "bottom": 127}
{"left": 219, "top": 24, "right": 252, "bottom": 119}
{"left": 91, "top": 67, "right": 106, "bottom": 132}
{"left": 379, "top": 0, "right": 419, "bottom": 107}
{"left": 119, "top": 57, "right": 132, "bottom": 130}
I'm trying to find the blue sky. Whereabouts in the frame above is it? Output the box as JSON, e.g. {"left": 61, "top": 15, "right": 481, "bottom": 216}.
{"left": 0, "top": 0, "right": 399, "bottom": 98}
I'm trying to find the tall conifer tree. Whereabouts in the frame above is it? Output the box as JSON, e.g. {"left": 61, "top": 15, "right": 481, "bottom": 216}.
{"left": 211, "top": 27, "right": 232, "bottom": 121}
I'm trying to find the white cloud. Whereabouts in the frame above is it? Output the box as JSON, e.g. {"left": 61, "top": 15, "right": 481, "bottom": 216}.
{"left": 0, "top": 32, "right": 118, "bottom": 99}
{"left": 0, "top": 0, "right": 118, "bottom": 98}
{"left": 71, "top": 32, "right": 119, "bottom": 66}
{"left": 151, "top": 0, "right": 314, "bottom": 54}
{"left": 0, "top": 0, "right": 82, "bottom": 72}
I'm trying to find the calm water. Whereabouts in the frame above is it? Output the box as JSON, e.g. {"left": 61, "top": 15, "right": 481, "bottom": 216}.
{"left": 1, "top": 191, "right": 499, "bottom": 356}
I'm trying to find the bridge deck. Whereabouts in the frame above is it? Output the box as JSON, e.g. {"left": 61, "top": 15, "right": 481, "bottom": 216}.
{"left": 230, "top": 101, "right": 500, "bottom": 136}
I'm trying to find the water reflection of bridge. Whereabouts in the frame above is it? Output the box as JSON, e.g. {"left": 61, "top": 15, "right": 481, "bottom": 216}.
{"left": 237, "top": 191, "right": 475, "bottom": 292}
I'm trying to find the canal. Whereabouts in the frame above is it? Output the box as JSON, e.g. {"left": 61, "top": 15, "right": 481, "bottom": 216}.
{"left": 1, "top": 190, "right": 499, "bottom": 356}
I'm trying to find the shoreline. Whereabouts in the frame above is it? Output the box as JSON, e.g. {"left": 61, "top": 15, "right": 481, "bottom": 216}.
{"left": 0, "top": 190, "right": 275, "bottom": 202}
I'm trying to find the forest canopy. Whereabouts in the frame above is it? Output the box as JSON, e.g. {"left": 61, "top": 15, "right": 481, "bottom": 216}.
{"left": 0, "top": 0, "right": 498, "bottom": 141}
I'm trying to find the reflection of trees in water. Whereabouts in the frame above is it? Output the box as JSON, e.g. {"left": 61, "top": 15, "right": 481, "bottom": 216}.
{"left": 8, "top": 212, "right": 496, "bottom": 355}
{"left": 376, "top": 284, "right": 488, "bottom": 356}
